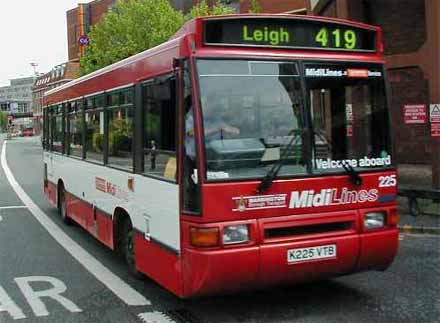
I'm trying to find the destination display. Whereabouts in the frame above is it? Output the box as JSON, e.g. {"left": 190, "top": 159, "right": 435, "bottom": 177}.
{"left": 204, "top": 18, "right": 377, "bottom": 52}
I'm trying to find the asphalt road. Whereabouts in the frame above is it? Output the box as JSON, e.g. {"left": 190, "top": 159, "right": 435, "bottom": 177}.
{"left": 0, "top": 135, "right": 439, "bottom": 323}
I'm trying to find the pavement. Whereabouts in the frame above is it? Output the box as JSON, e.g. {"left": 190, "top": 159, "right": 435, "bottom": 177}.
{"left": 397, "top": 164, "right": 440, "bottom": 234}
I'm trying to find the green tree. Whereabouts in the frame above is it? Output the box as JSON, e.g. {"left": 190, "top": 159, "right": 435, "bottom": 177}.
{"left": 248, "top": 0, "right": 262, "bottom": 13}
{"left": 0, "top": 112, "right": 7, "bottom": 132}
{"left": 187, "top": 0, "right": 236, "bottom": 18}
{"left": 80, "top": 0, "right": 185, "bottom": 75}
{"left": 80, "top": 0, "right": 236, "bottom": 75}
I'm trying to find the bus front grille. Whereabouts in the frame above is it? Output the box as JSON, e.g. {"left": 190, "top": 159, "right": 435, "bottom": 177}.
{"left": 265, "top": 221, "right": 354, "bottom": 240}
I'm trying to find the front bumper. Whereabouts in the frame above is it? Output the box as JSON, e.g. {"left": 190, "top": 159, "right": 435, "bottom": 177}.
{"left": 182, "top": 228, "right": 399, "bottom": 297}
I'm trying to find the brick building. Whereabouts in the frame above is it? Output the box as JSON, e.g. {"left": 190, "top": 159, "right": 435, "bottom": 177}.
{"left": 32, "top": 0, "right": 114, "bottom": 135}
{"left": 0, "top": 77, "right": 35, "bottom": 114}
{"left": 67, "top": 0, "right": 116, "bottom": 62}
{"left": 32, "top": 62, "right": 79, "bottom": 135}
{"left": 170, "top": 0, "right": 309, "bottom": 14}
{"left": 309, "top": 0, "right": 440, "bottom": 188}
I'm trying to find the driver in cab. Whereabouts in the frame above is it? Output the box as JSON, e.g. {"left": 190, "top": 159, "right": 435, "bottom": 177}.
{"left": 202, "top": 97, "right": 240, "bottom": 140}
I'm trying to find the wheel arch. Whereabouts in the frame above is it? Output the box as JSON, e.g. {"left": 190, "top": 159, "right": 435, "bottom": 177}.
{"left": 56, "top": 178, "right": 65, "bottom": 209}
{"left": 113, "top": 206, "right": 132, "bottom": 252}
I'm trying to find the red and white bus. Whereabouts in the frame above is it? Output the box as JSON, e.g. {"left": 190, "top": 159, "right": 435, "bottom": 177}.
{"left": 43, "top": 14, "right": 399, "bottom": 298}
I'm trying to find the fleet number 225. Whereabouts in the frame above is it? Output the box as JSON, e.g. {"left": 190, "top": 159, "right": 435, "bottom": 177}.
{"left": 379, "top": 175, "right": 397, "bottom": 187}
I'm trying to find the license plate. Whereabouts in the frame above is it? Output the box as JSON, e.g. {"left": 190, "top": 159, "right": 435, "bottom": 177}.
{"left": 287, "top": 244, "right": 337, "bottom": 263}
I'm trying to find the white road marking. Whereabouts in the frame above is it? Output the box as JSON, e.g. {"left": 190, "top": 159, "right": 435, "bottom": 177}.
{"left": 0, "top": 285, "right": 26, "bottom": 320}
{"left": 0, "top": 215, "right": 2, "bottom": 222}
{"left": 138, "top": 311, "right": 178, "bottom": 323}
{"left": 1, "top": 141, "right": 150, "bottom": 306}
{"left": 15, "top": 276, "right": 82, "bottom": 317}
{"left": 0, "top": 206, "right": 27, "bottom": 210}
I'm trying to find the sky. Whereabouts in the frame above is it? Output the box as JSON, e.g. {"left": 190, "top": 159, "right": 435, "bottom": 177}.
{"left": 0, "top": 0, "right": 92, "bottom": 87}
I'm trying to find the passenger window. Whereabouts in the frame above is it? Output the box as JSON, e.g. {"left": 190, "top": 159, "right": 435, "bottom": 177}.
{"left": 143, "top": 76, "right": 177, "bottom": 181}
{"left": 67, "top": 101, "right": 83, "bottom": 158}
{"left": 85, "top": 108, "right": 104, "bottom": 163}
{"left": 52, "top": 105, "right": 64, "bottom": 153}
{"left": 43, "top": 108, "right": 49, "bottom": 150}
{"left": 108, "top": 89, "right": 134, "bottom": 170}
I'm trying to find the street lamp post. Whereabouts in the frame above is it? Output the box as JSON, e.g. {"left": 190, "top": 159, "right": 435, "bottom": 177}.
{"left": 30, "top": 62, "right": 39, "bottom": 76}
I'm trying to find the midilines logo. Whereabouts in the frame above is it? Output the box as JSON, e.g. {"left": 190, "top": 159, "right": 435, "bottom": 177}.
{"left": 289, "top": 188, "right": 378, "bottom": 208}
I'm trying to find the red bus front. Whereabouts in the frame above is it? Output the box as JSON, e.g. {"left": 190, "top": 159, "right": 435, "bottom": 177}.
{"left": 179, "top": 17, "right": 398, "bottom": 297}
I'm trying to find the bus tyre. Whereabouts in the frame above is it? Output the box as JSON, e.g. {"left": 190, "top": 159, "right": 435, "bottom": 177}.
{"left": 122, "top": 218, "right": 142, "bottom": 279}
{"left": 58, "top": 186, "right": 73, "bottom": 225}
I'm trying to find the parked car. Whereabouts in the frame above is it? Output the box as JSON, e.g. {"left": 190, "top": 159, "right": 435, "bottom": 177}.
{"left": 22, "top": 128, "right": 34, "bottom": 137}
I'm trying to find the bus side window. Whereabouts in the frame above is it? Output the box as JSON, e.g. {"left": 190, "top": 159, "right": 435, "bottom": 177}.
{"left": 52, "top": 104, "right": 64, "bottom": 153}
{"left": 67, "top": 101, "right": 84, "bottom": 158}
{"left": 143, "top": 75, "right": 177, "bottom": 181}
{"left": 48, "top": 106, "right": 53, "bottom": 151}
{"left": 83, "top": 94, "right": 106, "bottom": 165}
{"left": 107, "top": 89, "right": 134, "bottom": 170}
{"left": 43, "top": 108, "right": 47, "bottom": 149}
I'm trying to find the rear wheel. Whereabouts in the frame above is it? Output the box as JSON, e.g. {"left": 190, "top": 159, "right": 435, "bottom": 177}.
{"left": 121, "top": 218, "right": 142, "bottom": 279}
{"left": 58, "top": 185, "right": 73, "bottom": 225}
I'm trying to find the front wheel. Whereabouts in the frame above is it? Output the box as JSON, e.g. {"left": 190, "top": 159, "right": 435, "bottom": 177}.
{"left": 122, "top": 218, "right": 142, "bottom": 279}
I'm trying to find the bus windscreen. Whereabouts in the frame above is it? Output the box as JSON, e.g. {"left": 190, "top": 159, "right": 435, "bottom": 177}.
{"left": 197, "top": 60, "right": 391, "bottom": 181}
{"left": 197, "top": 59, "right": 307, "bottom": 181}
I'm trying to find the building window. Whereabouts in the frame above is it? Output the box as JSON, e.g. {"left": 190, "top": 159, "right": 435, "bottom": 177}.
{"left": 18, "top": 103, "right": 23, "bottom": 112}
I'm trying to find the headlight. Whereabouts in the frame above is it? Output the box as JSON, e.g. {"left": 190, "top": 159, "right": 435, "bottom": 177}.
{"left": 364, "top": 212, "right": 386, "bottom": 229}
{"left": 223, "top": 225, "right": 250, "bottom": 245}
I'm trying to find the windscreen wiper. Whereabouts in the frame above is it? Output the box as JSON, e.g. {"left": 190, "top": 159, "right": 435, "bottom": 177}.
{"left": 257, "top": 133, "right": 301, "bottom": 194}
{"left": 342, "top": 161, "right": 363, "bottom": 186}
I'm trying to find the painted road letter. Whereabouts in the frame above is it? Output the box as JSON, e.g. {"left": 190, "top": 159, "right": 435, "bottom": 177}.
{"left": 0, "top": 285, "right": 26, "bottom": 320}
{"left": 15, "top": 276, "right": 82, "bottom": 317}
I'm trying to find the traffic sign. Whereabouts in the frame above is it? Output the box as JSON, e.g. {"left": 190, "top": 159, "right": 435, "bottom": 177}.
{"left": 404, "top": 104, "right": 427, "bottom": 124}
{"left": 430, "top": 104, "right": 440, "bottom": 123}
{"left": 432, "top": 123, "right": 440, "bottom": 137}
{"left": 78, "top": 35, "right": 90, "bottom": 46}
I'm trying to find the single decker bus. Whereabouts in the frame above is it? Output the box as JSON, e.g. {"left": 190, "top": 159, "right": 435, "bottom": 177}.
{"left": 43, "top": 14, "right": 399, "bottom": 298}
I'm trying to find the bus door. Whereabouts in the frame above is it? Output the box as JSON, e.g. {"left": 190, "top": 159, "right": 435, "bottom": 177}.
{"left": 140, "top": 73, "right": 181, "bottom": 253}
